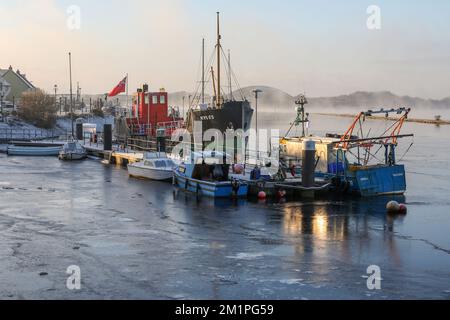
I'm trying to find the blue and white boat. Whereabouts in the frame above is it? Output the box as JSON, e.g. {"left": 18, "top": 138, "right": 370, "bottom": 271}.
{"left": 173, "top": 151, "right": 248, "bottom": 198}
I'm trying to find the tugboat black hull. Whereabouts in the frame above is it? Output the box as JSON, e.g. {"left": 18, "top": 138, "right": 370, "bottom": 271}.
{"left": 186, "top": 101, "right": 254, "bottom": 134}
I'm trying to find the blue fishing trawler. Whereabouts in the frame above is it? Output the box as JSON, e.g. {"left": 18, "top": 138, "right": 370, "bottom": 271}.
{"left": 281, "top": 107, "right": 414, "bottom": 197}
{"left": 173, "top": 151, "right": 249, "bottom": 198}
{"left": 331, "top": 108, "right": 413, "bottom": 196}
{"left": 332, "top": 148, "right": 407, "bottom": 196}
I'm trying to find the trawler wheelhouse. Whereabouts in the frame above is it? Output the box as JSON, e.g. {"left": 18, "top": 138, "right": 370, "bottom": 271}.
{"left": 115, "top": 84, "right": 183, "bottom": 141}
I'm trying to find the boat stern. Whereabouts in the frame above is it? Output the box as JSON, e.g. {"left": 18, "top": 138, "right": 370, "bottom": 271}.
{"left": 350, "top": 164, "right": 406, "bottom": 197}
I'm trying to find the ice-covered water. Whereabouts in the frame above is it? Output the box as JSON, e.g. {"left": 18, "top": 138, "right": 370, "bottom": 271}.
{"left": 0, "top": 114, "right": 449, "bottom": 300}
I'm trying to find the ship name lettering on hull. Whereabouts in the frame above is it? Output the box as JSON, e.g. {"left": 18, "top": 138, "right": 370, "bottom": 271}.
{"left": 200, "top": 115, "right": 215, "bottom": 121}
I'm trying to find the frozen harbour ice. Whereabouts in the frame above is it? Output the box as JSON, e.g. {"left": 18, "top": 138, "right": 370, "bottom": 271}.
{"left": 0, "top": 115, "right": 449, "bottom": 300}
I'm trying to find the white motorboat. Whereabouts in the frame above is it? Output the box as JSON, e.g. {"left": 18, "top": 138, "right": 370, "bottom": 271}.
{"left": 128, "top": 152, "right": 176, "bottom": 181}
{"left": 59, "top": 141, "right": 87, "bottom": 161}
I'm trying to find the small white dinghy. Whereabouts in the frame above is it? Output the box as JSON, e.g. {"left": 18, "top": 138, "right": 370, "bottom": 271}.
{"left": 128, "top": 152, "right": 176, "bottom": 181}
{"left": 59, "top": 140, "right": 87, "bottom": 161}
{"left": 7, "top": 145, "right": 62, "bottom": 156}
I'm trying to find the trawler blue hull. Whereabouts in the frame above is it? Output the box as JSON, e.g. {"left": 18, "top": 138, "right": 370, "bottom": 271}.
{"left": 347, "top": 164, "right": 406, "bottom": 197}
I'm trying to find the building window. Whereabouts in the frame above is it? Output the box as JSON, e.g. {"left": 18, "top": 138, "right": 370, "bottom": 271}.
{"left": 152, "top": 95, "right": 158, "bottom": 104}
{"left": 160, "top": 95, "right": 166, "bottom": 104}
{"left": 145, "top": 94, "right": 149, "bottom": 104}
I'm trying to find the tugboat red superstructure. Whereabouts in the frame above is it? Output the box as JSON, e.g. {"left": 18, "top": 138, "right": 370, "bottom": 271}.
{"left": 126, "top": 84, "right": 183, "bottom": 137}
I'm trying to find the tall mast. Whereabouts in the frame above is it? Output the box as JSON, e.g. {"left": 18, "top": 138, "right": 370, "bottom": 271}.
{"left": 228, "top": 49, "right": 232, "bottom": 100}
{"left": 216, "top": 12, "right": 221, "bottom": 108}
{"left": 202, "top": 38, "right": 205, "bottom": 105}
{"left": 69, "top": 52, "right": 74, "bottom": 137}
{"left": 211, "top": 67, "right": 217, "bottom": 102}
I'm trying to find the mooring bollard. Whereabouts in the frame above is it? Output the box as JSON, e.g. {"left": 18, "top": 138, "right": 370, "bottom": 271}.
{"left": 76, "top": 123, "right": 83, "bottom": 141}
{"left": 104, "top": 124, "right": 112, "bottom": 151}
{"left": 157, "top": 136, "right": 166, "bottom": 153}
{"left": 302, "top": 139, "right": 316, "bottom": 188}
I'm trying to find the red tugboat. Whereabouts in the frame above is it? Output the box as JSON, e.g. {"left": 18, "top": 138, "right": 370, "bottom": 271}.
{"left": 117, "top": 84, "right": 184, "bottom": 140}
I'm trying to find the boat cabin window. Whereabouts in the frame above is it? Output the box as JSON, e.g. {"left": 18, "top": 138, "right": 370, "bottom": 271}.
{"left": 165, "top": 160, "right": 175, "bottom": 167}
{"left": 144, "top": 160, "right": 155, "bottom": 167}
{"left": 154, "top": 160, "right": 167, "bottom": 168}
{"left": 192, "top": 163, "right": 230, "bottom": 181}
{"left": 145, "top": 94, "right": 149, "bottom": 104}
{"left": 195, "top": 157, "right": 223, "bottom": 165}
{"left": 160, "top": 95, "right": 166, "bottom": 104}
{"left": 152, "top": 95, "right": 158, "bottom": 104}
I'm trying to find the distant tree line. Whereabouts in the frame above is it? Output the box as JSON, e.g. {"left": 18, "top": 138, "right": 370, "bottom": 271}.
{"left": 16, "top": 89, "right": 106, "bottom": 129}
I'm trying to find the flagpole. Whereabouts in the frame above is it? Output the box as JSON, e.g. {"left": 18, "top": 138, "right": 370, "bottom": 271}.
{"left": 126, "top": 73, "right": 129, "bottom": 117}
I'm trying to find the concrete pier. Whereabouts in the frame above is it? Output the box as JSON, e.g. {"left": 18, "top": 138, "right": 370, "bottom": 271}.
{"left": 83, "top": 143, "right": 144, "bottom": 166}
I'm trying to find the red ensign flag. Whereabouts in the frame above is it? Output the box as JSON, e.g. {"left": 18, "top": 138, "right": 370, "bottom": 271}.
{"left": 108, "top": 76, "right": 127, "bottom": 97}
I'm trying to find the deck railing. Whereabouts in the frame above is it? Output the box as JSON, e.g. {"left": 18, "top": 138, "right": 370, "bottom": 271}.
{"left": 125, "top": 137, "right": 181, "bottom": 153}
{"left": 0, "top": 128, "right": 69, "bottom": 143}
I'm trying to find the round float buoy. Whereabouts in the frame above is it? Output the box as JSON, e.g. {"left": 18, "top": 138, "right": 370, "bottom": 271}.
{"left": 386, "top": 201, "right": 400, "bottom": 213}
{"left": 258, "top": 191, "right": 267, "bottom": 200}
{"left": 386, "top": 201, "right": 407, "bottom": 215}
{"left": 234, "top": 164, "right": 244, "bottom": 174}
{"left": 398, "top": 204, "right": 408, "bottom": 214}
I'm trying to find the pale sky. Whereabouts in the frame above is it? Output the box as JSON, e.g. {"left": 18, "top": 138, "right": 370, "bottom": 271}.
{"left": 1, "top": 0, "right": 450, "bottom": 98}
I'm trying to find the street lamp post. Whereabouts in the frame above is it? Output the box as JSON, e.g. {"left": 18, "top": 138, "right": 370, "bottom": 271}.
{"left": 252, "top": 89, "right": 262, "bottom": 160}
{"left": 54, "top": 84, "right": 58, "bottom": 109}
{"left": 0, "top": 92, "right": 3, "bottom": 123}
{"left": 252, "top": 89, "right": 263, "bottom": 134}
{"left": 182, "top": 96, "right": 186, "bottom": 119}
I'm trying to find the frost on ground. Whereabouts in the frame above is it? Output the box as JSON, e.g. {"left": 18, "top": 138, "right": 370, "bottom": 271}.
{"left": 0, "top": 115, "right": 114, "bottom": 140}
